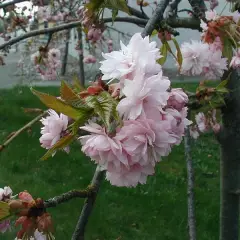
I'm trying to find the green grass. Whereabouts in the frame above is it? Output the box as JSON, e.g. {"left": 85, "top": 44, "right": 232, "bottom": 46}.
{"left": 0, "top": 83, "right": 220, "bottom": 240}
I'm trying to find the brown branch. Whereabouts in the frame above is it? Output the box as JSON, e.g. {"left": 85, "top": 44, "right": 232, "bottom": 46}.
{"left": 0, "top": 17, "right": 201, "bottom": 51}
{"left": 0, "top": 0, "right": 28, "bottom": 9}
{"left": 72, "top": 166, "right": 105, "bottom": 240}
{"left": 44, "top": 187, "right": 96, "bottom": 208}
{"left": 141, "top": 0, "right": 170, "bottom": 37}
{"left": 128, "top": 5, "right": 149, "bottom": 19}
{"left": 0, "top": 111, "right": 47, "bottom": 152}
{"left": 184, "top": 113, "right": 197, "bottom": 240}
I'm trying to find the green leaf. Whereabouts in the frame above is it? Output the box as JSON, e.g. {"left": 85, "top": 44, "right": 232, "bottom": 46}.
{"left": 41, "top": 134, "right": 75, "bottom": 160}
{"left": 85, "top": 91, "right": 120, "bottom": 129}
{"left": 103, "top": 0, "right": 130, "bottom": 14}
{"left": 157, "top": 43, "right": 168, "bottom": 65}
{"left": 31, "top": 88, "right": 83, "bottom": 120}
{"left": 111, "top": 9, "right": 118, "bottom": 23}
{"left": 151, "top": 30, "right": 158, "bottom": 37}
{"left": 172, "top": 38, "right": 183, "bottom": 68}
{"left": 222, "top": 37, "right": 233, "bottom": 61}
{"left": 165, "top": 41, "right": 178, "bottom": 61}
{"left": 216, "top": 80, "right": 228, "bottom": 89}
{"left": 60, "top": 81, "right": 89, "bottom": 110}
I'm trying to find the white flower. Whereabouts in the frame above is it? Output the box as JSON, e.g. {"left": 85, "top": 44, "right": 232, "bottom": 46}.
{"left": 0, "top": 186, "right": 12, "bottom": 200}
{"left": 180, "top": 40, "right": 210, "bottom": 76}
{"left": 100, "top": 33, "right": 162, "bottom": 81}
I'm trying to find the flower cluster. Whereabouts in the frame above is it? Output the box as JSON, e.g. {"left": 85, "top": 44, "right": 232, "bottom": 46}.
{"left": 178, "top": 10, "right": 240, "bottom": 79}
{"left": 31, "top": 48, "right": 61, "bottom": 81}
{"left": 79, "top": 33, "right": 191, "bottom": 187}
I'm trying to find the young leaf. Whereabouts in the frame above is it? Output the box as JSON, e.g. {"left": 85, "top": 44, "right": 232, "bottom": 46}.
{"left": 31, "top": 88, "right": 83, "bottom": 120}
{"left": 103, "top": 0, "right": 130, "bottom": 14}
{"left": 216, "top": 80, "right": 228, "bottom": 89}
{"left": 172, "top": 38, "right": 183, "bottom": 68}
{"left": 0, "top": 201, "right": 10, "bottom": 221}
{"left": 157, "top": 43, "right": 168, "bottom": 65}
{"left": 151, "top": 29, "right": 158, "bottom": 37}
{"left": 41, "top": 134, "right": 75, "bottom": 161}
{"left": 85, "top": 91, "right": 120, "bottom": 129}
{"left": 112, "top": 9, "right": 118, "bottom": 23}
{"left": 222, "top": 37, "right": 233, "bottom": 61}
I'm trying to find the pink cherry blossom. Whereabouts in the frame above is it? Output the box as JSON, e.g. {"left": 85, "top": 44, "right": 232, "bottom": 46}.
{"left": 180, "top": 40, "right": 210, "bottom": 76}
{"left": 203, "top": 48, "right": 227, "bottom": 80}
{"left": 100, "top": 33, "right": 162, "bottom": 81}
{"left": 117, "top": 70, "right": 170, "bottom": 120}
{"left": 40, "top": 110, "right": 68, "bottom": 151}
{"left": 167, "top": 88, "right": 188, "bottom": 111}
{"left": 79, "top": 122, "right": 128, "bottom": 171}
{"left": 163, "top": 107, "right": 192, "bottom": 144}
{"left": 48, "top": 48, "right": 61, "bottom": 68}
{"left": 195, "top": 112, "right": 208, "bottom": 133}
{"left": 209, "top": 37, "right": 222, "bottom": 51}
{"left": 106, "top": 162, "right": 154, "bottom": 187}
{"left": 205, "top": 10, "right": 219, "bottom": 21}
{"left": 115, "top": 119, "right": 177, "bottom": 163}
{"left": 230, "top": 49, "right": 240, "bottom": 68}
{"left": 189, "top": 126, "right": 200, "bottom": 139}
{"left": 233, "top": 10, "right": 240, "bottom": 24}
{"left": 0, "top": 186, "right": 12, "bottom": 200}
{"left": 0, "top": 220, "right": 10, "bottom": 233}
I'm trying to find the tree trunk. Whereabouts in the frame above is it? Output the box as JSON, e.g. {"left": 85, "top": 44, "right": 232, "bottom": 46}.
{"left": 61, "top": 30, "right": 70, "bottom": 76}
{"left": 220, "top": 69, "right": 240, "bottom": 240}
{"left": 77, "top": 27, "right": 85, "bottom": 86}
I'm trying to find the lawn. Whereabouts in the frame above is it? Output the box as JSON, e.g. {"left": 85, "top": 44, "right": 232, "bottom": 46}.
{"left": 0, "top": 83, "right": 220, "bottom": 240}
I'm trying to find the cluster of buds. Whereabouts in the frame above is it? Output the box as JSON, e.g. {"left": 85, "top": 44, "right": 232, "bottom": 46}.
{"left": 0, "top": 187, "right": 54, "bottom": 239}
{"left": 158, "top": 31, "right": 172, "bottom": 42}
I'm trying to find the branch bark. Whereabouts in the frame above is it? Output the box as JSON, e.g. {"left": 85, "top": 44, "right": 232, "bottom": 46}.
{"left": 141, "top": 0, "right": 170, "bottom": 37}
{"left": 44, "top": 188, "right": 95, "bottom": 208}
{"left": 77, "top": 27, "right": 85, "bottom": 86}
{"left": 0, "top": 111, "right": 47, "bottom": 152}
{"left": 71, "top": 166, "right": 105, "bottom": 240}
{"left": 0, "top": 17, "right": 201, "bottom": 51}
{"left": 184, "top": 118, "right": 197, "bottom": 240}
{"left": 61, "top": 29, "right": 70, "bottom": 76}
{"left": 219, "top": 69, "right": 240, "bottom": 240}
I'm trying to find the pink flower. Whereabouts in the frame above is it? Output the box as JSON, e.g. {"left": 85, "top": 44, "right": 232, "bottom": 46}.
{"left": 117, "top": 70, "right": 170, "bottom": 120}
{"left": 87, "top": 28, "right": 102, "bottom": 42}
{"left": 203, "top": 48, "right": 227, "bottom": 80}
{"left": 195, "top": 112, "right": 208, "bottom": 132}
{"left": 83, "top": 55, "right": 97, "bottom": 64}
{"left": 100, "top": 33, "right": 162, "bottom": 81}
{"left": 167, "top": 88, "right": 188, "bottom": 111}
{"left": 79, "top": 122, "right": 128, "bottom": 170}
{"left": 230, "top": 49, "right": 240, "bottom": 68}
{"left": 205, "top": 10, "right": 219, "bottom": 21}
{"left": 0, "top": 186, "right": 12, "bottom": 200}
{"left": 233, "top": 10, "right": 240, "bottom": 24}
{"left": 189, "top": 126, "right": 200, "bottom": 139}
{"left": 34, "top": 229, "right": 47, "bottom": 240}
{"left": 40, "top": 110, "right": 68, "bottom": 151}
{"left": 180, "top": 40, "right": 210, "bottom": 76}
{"left": 0, "top": 220, "right": 10, "bottom": 233}
{"left": 106, "top": 162, "right": 154, "bottom": 187}
{"left": 115, "top": 119, "right": 177, "bottom": 164}
{"left": 48, "top": 48, "right": 61, "bottom": 68}
{"left": 209, "top": 37, "right": 222, "bottom": 51}
{"left": 163, "top": 107, "right": 192, "bottom": 144}
{"left": 19, "top": 191, "right": 34, "bottom": 202}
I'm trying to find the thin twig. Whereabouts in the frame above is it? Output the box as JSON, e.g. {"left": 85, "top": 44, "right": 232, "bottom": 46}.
{"left": 71, "top": 166, "right": 105, "bottom": 240}
{"left": 184, "top": 114, "right": 197, "bottom": 240}
{"left": 0, "top": 111, "right": 47, "bottom": 152}
{"left": 44, "top": 187, "right": 96, "bottom": 208}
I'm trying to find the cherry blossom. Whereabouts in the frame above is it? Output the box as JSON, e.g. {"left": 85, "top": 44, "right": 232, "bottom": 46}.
{"left": 167, "top": 88, "right": 188, "bottom": 111}
{"left": 230, "top": 49, "right": 240, "bottom": 69}
{"left": 180, "top": 40, "right": 210, "bottom": 76}
{"left": 100, "top": 33, "right": 162, "bottom": 82}
{"left": 117, "top": 70, "right": 170, "bottom": 120}
{"left": 195, "top": 112, "right": 208, "bottom": 133}
{"left": 40, "top": 110, "right": 68, "bottom": 152}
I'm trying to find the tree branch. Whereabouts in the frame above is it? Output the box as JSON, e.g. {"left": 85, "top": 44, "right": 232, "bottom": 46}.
{"left": 184, "top": 117, "right": 197, "bottom": 240}
{"left": 0, "top": 0, "right": 28, "bottom": 9}
{"left": 166, "top": 0, "right": 182, "bottom": 18}
{"left": 128, "top": 5, "right": 149, "bottom": 19}
{"left": 72, "top": 166, "right": 105, "bottom": 240}
{"left": 141, "top": 0, "right": 170, "bottom": 37}
{"left": 44, "top": 187, "right": 96, "bottom": 208}
{"left": 0, "top": 111, "right": 47, "bottom": 152}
